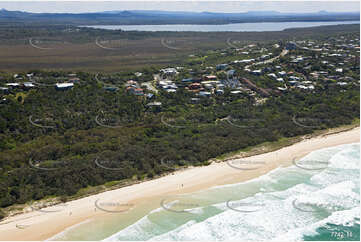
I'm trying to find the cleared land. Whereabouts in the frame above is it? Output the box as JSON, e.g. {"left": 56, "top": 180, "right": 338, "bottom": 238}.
{"left": 0, "top": 24, "right": 358, "bottom": 72}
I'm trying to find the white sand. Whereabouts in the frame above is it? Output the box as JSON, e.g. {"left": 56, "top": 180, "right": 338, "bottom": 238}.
{"left": 0, "top": 127, "right": 359, "bottom": 240}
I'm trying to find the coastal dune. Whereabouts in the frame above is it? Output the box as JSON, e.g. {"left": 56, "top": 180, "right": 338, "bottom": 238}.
{"left": 0, "top": 127, "right": 359, "bottom": 241}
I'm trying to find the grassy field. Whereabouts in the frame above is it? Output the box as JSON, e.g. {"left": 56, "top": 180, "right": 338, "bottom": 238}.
{"left": 0, "top": 24, "right": 358, "bottom": 72}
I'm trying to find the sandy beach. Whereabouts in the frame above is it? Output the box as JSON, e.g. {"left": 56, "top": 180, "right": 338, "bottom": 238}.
{"left": 0, "top": 127, "right": 359, "bottom": 241}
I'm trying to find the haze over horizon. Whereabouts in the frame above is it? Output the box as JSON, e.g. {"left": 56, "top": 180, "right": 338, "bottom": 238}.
{"left": 0, "top": 1, "right": 359, "bottom": 14}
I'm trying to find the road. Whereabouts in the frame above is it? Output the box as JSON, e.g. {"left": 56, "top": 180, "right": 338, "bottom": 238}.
{"left": 241, "top": 78, "right": 271, "bottom": 97}
{"left": 245, "top": 49, "right": 289, "bottom": 69}
{"left": 293, "top": 42, "right": 322, "bottom": 52}
{"left": 95, "top": 37, "right": 118, "bottom": 50}
{"left": 29, "top": 38, "right": 53, "bottom": 50}
{"left": 160, "top": 38, "right": 181, "bottom": 50}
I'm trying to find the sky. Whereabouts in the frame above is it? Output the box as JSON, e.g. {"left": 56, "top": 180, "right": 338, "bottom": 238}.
{"left": 0, "top": 1, "right": 359, "bottom": 14}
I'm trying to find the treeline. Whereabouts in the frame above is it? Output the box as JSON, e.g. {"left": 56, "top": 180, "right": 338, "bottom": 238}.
{"left": 0, "top": 9, "right": 359, "bottom": 25}
{"left": 0, "top": 23, "right": 359, "bottom": 46}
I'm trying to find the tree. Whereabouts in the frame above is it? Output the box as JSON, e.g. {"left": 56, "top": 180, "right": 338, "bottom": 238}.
{"left": 0, "top": 208, "right": 5, "bottom": 220}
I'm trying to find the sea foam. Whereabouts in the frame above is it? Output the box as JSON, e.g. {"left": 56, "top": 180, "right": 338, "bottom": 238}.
{"left": 103, "top": 143, "right": 360, "bottom": 241}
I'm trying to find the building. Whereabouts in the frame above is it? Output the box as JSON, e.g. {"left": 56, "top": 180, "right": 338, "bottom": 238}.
{"left": 267, "top": 73, "right": 277, "bottom": 79}
{"left": 297, "top": 85, "right": 314, "bottom": 90}
{"left": 146, "top": 102, "right": 162, "bottom": 111}
{"left": 23, "top": 82, "right": 35, "bottom": 90}
{"left": 190, "top": 98, "right": 201, "bottom": 104}
{"left": 278, "top": 71, "right": 286, "bottom": 76}
{"left": 160, "top": 68, "right": 178, "bottom": 76}
{"left": 125, "top": 80, "right": 138, "bottom": 88}
{"left": 240, "top": 59, "right": 254, "bottom": 63}
{"left": 182, "top": 78, "right": 194, "bottom": 83}
{"left": 216, "top": 64, "right": 228, "bottom": 71}
{"left": 289, "top": 76, "right": 300, "bottom": 81}
{"left": 215, "top": 89, "right": 224, "bottom": 95}
{"left": 189, "top": 83, "right": 202, "bottom": 90}
{"left": 132, "top": 88, "right": 144, "bottom": 96}
{"left": 162, "top": 84, "right": 178, "bottom": 90}
{"left": 6, "top": 83, "right": 20, "bottom": 88}
{"left": 288, "top": 81, "right": 300, "bottom": 86}
{"left": 146, "top": 101, "right": 161, "bottom": 106}
{"left": 198, "top": 91, "right": 211, "bottom": 97}
{"left": 166, "top": 89, "right": 177, "bottom": 93}
{"left": 55, "top": 83, "right": 74, "bottom": 90}
{"left": 204, "top": 75, "right": 217, "bottom": 81}
{"left": 103, "top": 86, "right": 119, "bottom": 92}
{"left": 204, "top": 83, "right": 213, "bottom": 90}
{"left": 0, "top": 87, "right": 9, "bottom": 93}
{"left": 263, "top": 67, "right": 273, "bottom": 73}
{"left": 146, "top": 93, "right": 154, "bottom": 99}
{"left": 216, "top": 84, "right": 225, "bottom": 89}
{"left": 126, "top": 86, "right": 144, "bottom": 96}
{"left": 286, "top": 42, "right": 297, "bottom": 50}
{"left": 251, "top": 70, "right": 262, "bottom": 76}
{"left": 230, "top": 90, "right": 242, "bottom": 95}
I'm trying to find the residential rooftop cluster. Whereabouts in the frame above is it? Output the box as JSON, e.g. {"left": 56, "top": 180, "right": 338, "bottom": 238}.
{"left": 0, "top": 33, "right": 359, "bottom": 109}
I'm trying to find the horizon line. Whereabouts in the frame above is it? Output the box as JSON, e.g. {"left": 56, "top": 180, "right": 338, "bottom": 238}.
{"left": 1, "top": 8, "right": 360, "bottom": 14}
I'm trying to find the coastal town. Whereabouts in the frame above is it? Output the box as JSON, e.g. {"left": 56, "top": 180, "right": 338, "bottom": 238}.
{"left": 1, "top": 33, "right": 359, "bottom": 111}
{"left": 0, "top": 1, "right": 360, "bottom": 241}
{"left": 0, "top": 27, "right": 359, "bottom": 224}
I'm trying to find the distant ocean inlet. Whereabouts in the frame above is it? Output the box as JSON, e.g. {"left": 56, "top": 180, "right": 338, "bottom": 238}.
{"left": 82, "top": 21, "right": 360, "bottom": 32}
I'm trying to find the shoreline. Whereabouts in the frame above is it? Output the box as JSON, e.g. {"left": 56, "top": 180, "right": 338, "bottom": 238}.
{"left": 0, "top": 126, "right": 359, "bottom": 241}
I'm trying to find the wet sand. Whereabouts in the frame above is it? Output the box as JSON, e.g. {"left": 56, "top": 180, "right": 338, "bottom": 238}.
{"left": 0, "top": 127, "right": 359, "bottom": 241}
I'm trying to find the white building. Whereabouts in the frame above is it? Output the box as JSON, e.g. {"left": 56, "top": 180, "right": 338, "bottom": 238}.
{"left": 55, "top": 83, "right": 74, "bottom": 90}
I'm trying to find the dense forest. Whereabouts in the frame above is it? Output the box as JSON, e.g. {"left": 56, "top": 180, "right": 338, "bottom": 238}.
{"left": 0, "top": 71, "right": 359, "bottom": 209}
{"left": 0, "top": 23, "right": 359, "bottom": 215}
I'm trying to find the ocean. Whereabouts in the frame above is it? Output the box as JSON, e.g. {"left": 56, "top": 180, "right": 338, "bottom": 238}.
{"left": 52, "top": 143, "right": 360, "bottom": 241}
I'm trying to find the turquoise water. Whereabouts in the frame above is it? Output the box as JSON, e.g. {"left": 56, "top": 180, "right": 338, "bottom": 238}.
{"left": 82, "top": 21, "right": 360, "bottom": 32}
{"left": 52, "top": 143, "right": 360, "bottom": 241}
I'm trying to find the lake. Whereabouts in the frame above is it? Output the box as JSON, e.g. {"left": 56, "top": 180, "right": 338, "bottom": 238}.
{"left": 82, "top": 21, "right": 359, "bottom": 32}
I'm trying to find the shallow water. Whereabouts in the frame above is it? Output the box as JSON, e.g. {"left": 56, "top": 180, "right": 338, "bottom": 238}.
{"left": 51, "top": 143, "right": 360, "bottom": 241}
